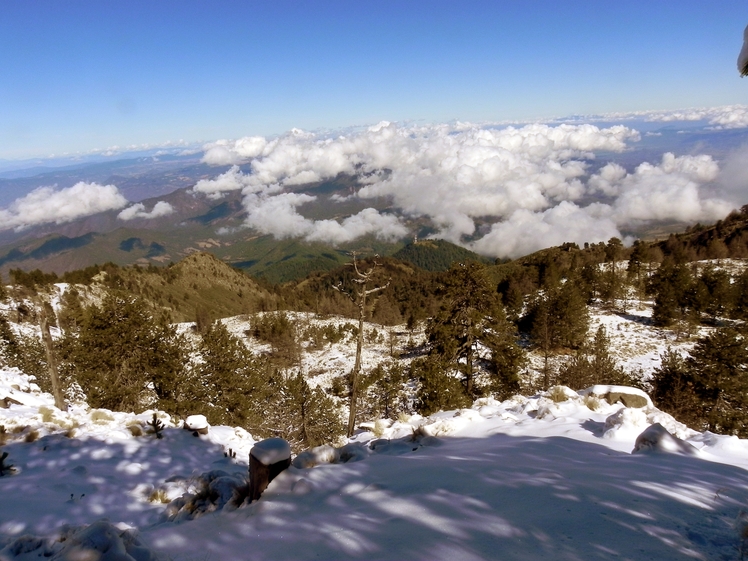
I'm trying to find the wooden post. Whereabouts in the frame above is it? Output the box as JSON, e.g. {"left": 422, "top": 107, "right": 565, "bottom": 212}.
{"left": 249, "top": 438, "right": 291, "bottom": 502}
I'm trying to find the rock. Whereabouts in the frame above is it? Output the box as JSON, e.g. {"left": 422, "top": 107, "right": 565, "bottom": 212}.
{"left": 606, "top": 391, "right": 649, "bottom": 408}
{"left": 292, "top": 445, "right": 339, "bottom": 469}
{"left": 632, "top": 423, "right": 699, "bottom": 456}
{"left": 581, "top": 385, "right": 652, "bottom": 409}
{"left": 183, "top": 414, "right": 209, "bottom": 435}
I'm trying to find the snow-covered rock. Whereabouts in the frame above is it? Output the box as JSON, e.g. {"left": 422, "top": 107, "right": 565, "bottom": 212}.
{"left": 250, "top": 437, "right": 291, "bottom": 466}
{"left": 581, "top": 385, "right": 653, "bottom": 408}
{"left": 183, "top": 414, "right": 209, "bottom": 435}
{"left": 632, "top": 423, "right": 699, "bottom": 456}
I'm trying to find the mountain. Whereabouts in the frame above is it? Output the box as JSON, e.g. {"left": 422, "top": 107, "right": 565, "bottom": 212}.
{"left": 393, "top": 239, "right": 490, "bottom": 271}
{"left": 0, "top": 173, "right": 481, "bottom": 284}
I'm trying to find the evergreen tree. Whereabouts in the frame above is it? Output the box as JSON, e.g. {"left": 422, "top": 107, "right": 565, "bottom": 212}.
{"left": 359, "top": 360, "right": 408, "bottom": 420}
{"left": 371, "top": 295, "right": 403, "bottom": 326}
{"left": 558, "top": 326, "right": 632, "bottom": 389}
{"left": 257, "top": 371, "right": 344, "bottom": 453}
{"left": 57, "top": 287, "right": 85, "bottom": 335}
{"left": 413, "top": 357, "right": 472, "bottom": 416}
{"left": 649, "top": 261, "right": 695, "bottom": 329}
{"left": 0, "top": 315, "right": 50, "bottom": 392}
{"left": 524, "top": 279, "right": 589, "bottom": 389}
{"left": 61, "top": 292, "right": 187, "bottom": 412}
{"left": 732, "top": 268, "right": 748, "bottom": 320}
{"left": 649, "top": 348, "right": 700, "bottom": 428}
{"left": 695, "top": 266, "right": 733, "bottom": 322}
{"left": 426, "top": 262, "right": 522, "bottom": 398}
{"left": 687, "top": 328, "right": 748, "bottom": 435}
{"left": 190, "top": 320, "right": 266, "bottom": 426}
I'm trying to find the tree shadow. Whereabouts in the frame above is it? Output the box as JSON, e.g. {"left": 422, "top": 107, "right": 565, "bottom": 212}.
{"left": 0, "top": 428, "right": 244, "bottom": 538}
{"left": 146, "top": 433, "right": 748, "bottom": 560}
{"left": 613, "top": 311, "right": 654, "bottom": 327}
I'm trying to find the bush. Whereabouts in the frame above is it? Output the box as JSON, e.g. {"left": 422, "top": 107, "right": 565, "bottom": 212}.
{"left": 413, "top": 357, "right": 472, "bottom": 416}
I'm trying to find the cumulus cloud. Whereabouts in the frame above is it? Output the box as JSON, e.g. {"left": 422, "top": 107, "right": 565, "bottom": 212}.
{"left": 244, "top": 192, "right": 316, "bottom": 239}
{"left": 571, "top": 105, "right": 748, "bottom": 130}
{"left": 202, "top": 136, "right": 268, "bottom": 165}
{"left": 306, "top": 208, "right": 408, "bottom": 244}
{"left": 0, "top": 182, "right": 128, "bottom": 231}
{"left": 117, "top": 201, "right": 175, "bottom": 221}
{"left": 471, "top": 202, "right": 622, "bottom": 259}
{"left": 199, "top": 119, "right": 734, "bottom": 258}
{"left": 589, "top": 153, "right": 731, "bottom": 226}
{"left": 715, "top": 145, "right": 748, "bottom": 206}
{"left": 192, "top": 165, "right": 259, "bottom": 199}
{"left": 242, "top": 189, "right": 407, "bottom": 245}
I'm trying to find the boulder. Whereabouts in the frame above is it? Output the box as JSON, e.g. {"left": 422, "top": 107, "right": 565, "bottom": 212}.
{"left": 581, "top": 385, "right": 652, "bottom": 409}
{"left": 632, "top": 423, "right": 699, "bottom": 456}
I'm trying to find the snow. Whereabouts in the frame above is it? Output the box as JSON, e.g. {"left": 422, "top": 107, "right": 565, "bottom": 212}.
{"left": 4, "top": 280, "right": 748, "bottom": 559}
{"left": 633, "top": 423, "right": 699, "bottom": 456}
{"left": 3, "top": 366, "right": 748, "bottom": 560}
{"left": 581, "top": 385, "right": 654, "bottom": 408}
{"left": 183, "top": 415, "right": 208, "bottom": 431}
{"left": 250, "top": 437, "right": 291, "bottom": 465}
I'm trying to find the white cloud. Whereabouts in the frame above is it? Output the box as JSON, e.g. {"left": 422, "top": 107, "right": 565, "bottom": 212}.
{"left": 716, "top": 145, "right": 748, "bottom": 206}
{"left": 307, "top": 208, "right": 408, "bottom": 244}
{"left": 244, "top": 191, "right": 316, "bottom": 239}
{"left": 0, "top": 182, "right": 128, "bottom": 231}
{"left": 193, "top": 165, "right": 257, "bottom": 199}
{"left": 471, "top": 202, "right": 621, "bottom": 259}
{"left": 242, "top": 189, "right": 406, "bottom": 246}
{"left": 589, "top": 153, "right": 730, "bottom": 226}
{"left": 566, "top": 105, "right": 748, "bottom": 130}
{"left": 198, "top": 120, "right": 734, "bottom": 258}
{"left": 202, "top": 136, "right": 267, "bottom": 166}
{"left": 117, "top": 201, "right": 175, "bottom": 221}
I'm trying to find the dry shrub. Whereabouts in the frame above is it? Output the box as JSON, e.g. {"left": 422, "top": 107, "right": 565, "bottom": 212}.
{"left": 148, "top": 489, "right": 171, "bottom": 504}
{"left": 584, "top": 395, "right": 604, "bottom": 411}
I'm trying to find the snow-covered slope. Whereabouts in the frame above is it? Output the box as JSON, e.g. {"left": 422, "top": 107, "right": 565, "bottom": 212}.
{"left": 3, "top": 368, "right": 748, "bottom": 560}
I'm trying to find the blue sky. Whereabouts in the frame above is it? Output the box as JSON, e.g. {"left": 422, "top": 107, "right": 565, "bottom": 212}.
{"left": 1, "top": 0, "right": 745, "bottom": 160}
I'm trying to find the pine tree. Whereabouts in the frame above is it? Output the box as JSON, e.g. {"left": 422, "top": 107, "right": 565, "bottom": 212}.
{"left": 650, "top": 348, "right": 700, "bottom": 428}
{"left": 191, "top": 320, "right": 266, "bottom": 427}
{"left": 359, "top": 360, "right": 408, "bottom": 420}
{"left": 413, "top": 357, "right": 472, "bottom": 416}
{"left": 525, "top": 279, "right": 589, "bottom": 389}
{"left": 61, "top": 292, "right": 187, "bottom": 412}
{"left": 256, "top": 371, "right": 344, "bottom": 453}
{"left": 427, "top": 262, "right": 522, "bottom": 398}
{"left": 558, "top": 326, "right": 631, "bottom": 389}
{"left": 687, "top": 328, "right": 748, "bottom": 436}
{"left": 649, "top": 261, "right": 695, "bottom": 331}
{"left": 695, "top": 266, "right": 733, "bottom": 323}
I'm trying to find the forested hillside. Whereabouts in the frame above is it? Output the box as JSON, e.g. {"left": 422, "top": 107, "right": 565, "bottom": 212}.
{"left": 3, "top": 207, "right": 748, "bottom": 449}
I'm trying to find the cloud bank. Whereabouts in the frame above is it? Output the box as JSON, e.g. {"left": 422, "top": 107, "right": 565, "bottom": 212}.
{"left": 565, "top": 105, "right": 748, "bottom": 130}
{"left": 0, "top": 182, "right": 128, "bottom": 232}
{"left": 117, "top": 201, "right": 175, "bottom": 221}
{"left": 200, "top": 120, "right": 735, "bottom": 257}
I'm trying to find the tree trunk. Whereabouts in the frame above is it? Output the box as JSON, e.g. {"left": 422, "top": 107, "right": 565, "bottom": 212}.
{"left": 348, "top": 291, "right": 366, "bottom": 437}
{"left": 38, "top": 304, "right": 66, "bottom": 411}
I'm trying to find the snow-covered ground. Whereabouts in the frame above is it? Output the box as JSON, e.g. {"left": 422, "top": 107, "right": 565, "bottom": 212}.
{"left": 3, "top": 367, "right": 748, "bottom": 560}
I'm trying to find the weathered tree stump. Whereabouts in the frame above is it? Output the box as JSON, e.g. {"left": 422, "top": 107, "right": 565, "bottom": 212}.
{"left": 183, "top": 414, "right": 209, "bottom": 436}
{"left": 249, "top": 438, "right": 291, "bottom": 502}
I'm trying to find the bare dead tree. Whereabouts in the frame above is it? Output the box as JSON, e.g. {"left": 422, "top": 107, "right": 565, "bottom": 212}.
{"left": 36, "top": 296, "right": 66, "bottom": 411}
{"left": 333, "top": 253, "right": 390, "bottom": 437}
